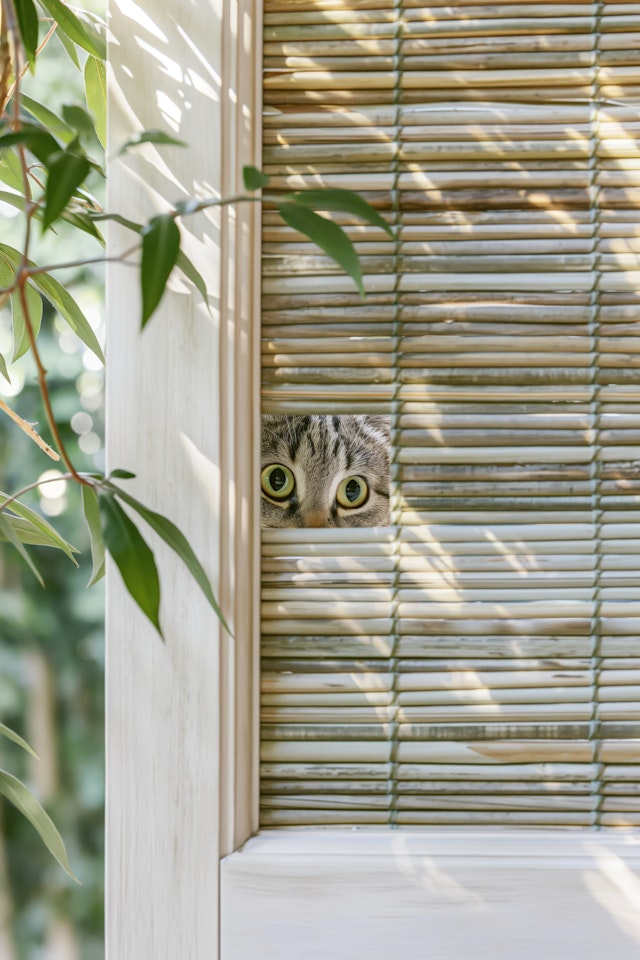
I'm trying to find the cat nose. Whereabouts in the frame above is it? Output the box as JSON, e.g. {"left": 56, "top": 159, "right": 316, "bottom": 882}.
{"left": 303, "top": 510, "right": 327, "bottom": 528}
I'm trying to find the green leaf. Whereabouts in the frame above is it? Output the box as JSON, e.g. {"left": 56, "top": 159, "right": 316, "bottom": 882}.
{"left": 81, "top": 486, "right": 105, "bottom": 586}
{"left": 30, "top": 271, "right": 103, "bottom": 360}
{"left": 0, "top": 190, "right": 103, "bottom": 242}
{"left": 0, "top": 124, "right": 61, "bottom": 165}
{"left": 140, "top": 215, "right": 180, "bottom": 327}
{"left": 0, "top": 244, "right": 104, "bottom": 363}
{"left": 0, "top": 515, "right": 43, "bottom": 585}
{"left": 62, "top": 104, "right": 96, "bottom": 141}
{"left": 0, "top": 770, "right": 77, "bottom": 880}
{"left": 38, "top": 0, "right": 105, "bottom": 57}
{"left": 108, "top": 483, "right": 231, "bottom": 633}
{"left": 0, "top": 515, "right": 74, "bottom": 550}
{"left": 43, "top": 150, "right": 91, "bottom": 231}
{"left": 0, "top": 723, "right": 37, "bottom": 758}
{"left": 84, "top": 57, "right": 106, "bottom": 147}
{"left": 26, "top": 271, "right": 104, "bottom": 364}
{"left": 74, "top": 10, "right": 107, "bottom": 61}
{"left": 99, "top": 494, "right": 163, "bottom": 636}
{"left": 118, "top": 130, "right": 187, "bottom": 155}
{"left": 0, "top": 250, "right": 17, "bottom": 289}
{"left": 55, "top": 26, "right": 80, "bottom": 68}
{"left": 0, "top": 151, "right": 25, "bottom": 191}
{"left": 243, "top": 165, "right": 270, "bottom": 191}
{"left": 109, "top": 469, "right": 136, "bottom": 480}
{"left": 11, "top": 280, "right": 43, "bottom": 361}
{"left": 287, "top": 187, "right": 393, "bottom": 237}
{"left": 0, "top": 353, "right": 10, "bottom": 384}
{"left": 0, "top": 492, "right": 78, "bottom": 564}
{"left": 277, "top": 202, "right": 364, "bottom": 297}
{"left": 20, "top": 94, "right": 76, "bottom": 145}
{"left": 62, "top": 209, "right": 105, "bottom": 244}
{"left": 0, "top": 191, "right": 26, "bottom": 215}
{"left": 14, "top": 0, "right": 39, "bottom": 66}
{"left": 175, "top": 249, "right": 209, "bottom": 308}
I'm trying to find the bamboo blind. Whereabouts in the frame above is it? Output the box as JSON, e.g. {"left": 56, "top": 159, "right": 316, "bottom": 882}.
{"left": 260, "top": 0, "right": 640, "bottom": 827}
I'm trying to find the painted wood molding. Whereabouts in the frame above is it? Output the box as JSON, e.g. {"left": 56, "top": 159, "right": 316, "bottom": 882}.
{"left": 221, "top": 828, "right": 640, "bottom": 960}
{"left": 105, "top": 1, "right": 261, "bottom": 957}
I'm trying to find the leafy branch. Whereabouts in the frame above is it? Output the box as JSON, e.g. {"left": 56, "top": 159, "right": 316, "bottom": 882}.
{"left": 0, "top": 0, "right": 392, "bottom": 876}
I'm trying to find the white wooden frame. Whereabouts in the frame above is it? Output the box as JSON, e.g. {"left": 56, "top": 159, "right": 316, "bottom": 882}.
{"left": 221, "top": 829, "right": 640, "bottom": 960}
{"left": 106, "top": 0, "right": 260, "bottom": 955}
{"left": 106, "top": 2, "right": 640, "bottom": 958}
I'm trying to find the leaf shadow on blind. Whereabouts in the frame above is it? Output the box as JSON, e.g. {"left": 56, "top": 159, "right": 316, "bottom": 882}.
{"left": 260, "top": 0, "right": 640, "bottom": 828}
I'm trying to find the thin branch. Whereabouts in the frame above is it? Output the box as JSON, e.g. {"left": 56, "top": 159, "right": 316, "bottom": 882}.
{"left": 17, "top": 143, "right": 33, "bottom": 261}
{"left": 2, "top": 34, "right": 92, "bottom": 490}
{"left": 0, "top": 473, "right": 74, "bottom": 514}
{"left": 26, "top": 253, "right": 140, "bottom": 276}
{"left": 173, "top": 192, "right": 261, "bottom": 217}
{"left": 0, "top": 472, "right": 100, "bottom": 516}
{"left": 27, "top": 169, "right": 46, "bottom": 193}
{"left": 3, "top": 19, "right": 58, "bottom": 109}
{"left": 0, "top": 397, "right": 60, "bottom": 461}
{"left": 16, "top": 272, "right": 90, "bottom": 486}
{"left": 0, "top": 3, "right": 11, "bottom": 116}
{"left": 2, "top": 37, "right": 86, "bottom": 482}
{"left": 7, "top": 11, "right": 38, "bottom": 271}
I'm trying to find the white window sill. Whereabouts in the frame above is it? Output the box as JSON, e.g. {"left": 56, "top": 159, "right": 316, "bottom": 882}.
{"left": 221, "top": 828, "right": 640, "bottom": 960}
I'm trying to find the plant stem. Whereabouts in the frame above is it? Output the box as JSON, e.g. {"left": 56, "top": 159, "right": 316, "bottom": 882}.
{"left": 0, "top": 473, "right": 75, "bottom": 515}
{"left": 16, "top": 273, "right": 90, "bottom": 486}
{"left": 0, "top": 397, "right": 60, "bottom": 461}
{"left": 3, "top": 19, "right": 58, "bottom": 109}
{"left": 6, "top": 33, "right": 90, "bottom": 490}
{"left": 0, "top": 472, "right": 103, "bottom": 516}
{"left": 27, "top": 254, "right": 139, "bottom": 276}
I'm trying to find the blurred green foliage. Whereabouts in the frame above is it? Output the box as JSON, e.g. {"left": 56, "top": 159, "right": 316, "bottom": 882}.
{"left": 0, "top": 296, "right": 104, "bottom": 960}
{"left": 0, "top": 313, "right": 104, "bottom": 959}
{"left": 0, "top": 9, "right": 105, "bottom": 956}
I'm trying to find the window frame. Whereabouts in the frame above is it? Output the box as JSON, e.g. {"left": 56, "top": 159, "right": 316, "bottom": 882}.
{"left": 221, "top": 828, "right": 640, "bottom": 960}
{"left": 106, "top": 1, "right": 640, "bottom": 957}
{"left": 106, "top": 0, "right": 261, "bottom": 955}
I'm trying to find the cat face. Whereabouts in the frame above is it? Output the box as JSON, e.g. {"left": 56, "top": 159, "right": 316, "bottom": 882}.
{"left": 261, "top": 415, "right": 390, "bottom": 528}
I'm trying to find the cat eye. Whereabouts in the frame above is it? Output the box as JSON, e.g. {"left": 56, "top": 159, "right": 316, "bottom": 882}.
{"left": 336, "top": 475, "right": 369, "bottom": 509}
{"left": 261, "top": 464, "right": 295, "bottom": 501}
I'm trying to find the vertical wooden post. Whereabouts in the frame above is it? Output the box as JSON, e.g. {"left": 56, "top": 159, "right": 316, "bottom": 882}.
{"left": 106, "top": 2, "right": 260, "bottom": 956}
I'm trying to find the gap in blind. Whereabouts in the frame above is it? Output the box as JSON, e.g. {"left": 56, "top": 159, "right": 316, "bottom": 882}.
{"left": 261, "top": 415, "right": 391, "bottom": 528}
{"left": 260, "top": 0, "right": 640, "bottom": 829}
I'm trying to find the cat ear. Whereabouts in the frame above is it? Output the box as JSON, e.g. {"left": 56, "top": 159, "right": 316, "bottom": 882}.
{"left": 363, "top": 415, "right": 391, "bottom": 439}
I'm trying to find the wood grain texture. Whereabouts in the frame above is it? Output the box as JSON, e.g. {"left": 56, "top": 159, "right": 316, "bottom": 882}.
{"left": 105, "top": 1, "right": 261, "bottom": 957}
{"left": 221, "top": 829, "right": 640, "bottom": 960}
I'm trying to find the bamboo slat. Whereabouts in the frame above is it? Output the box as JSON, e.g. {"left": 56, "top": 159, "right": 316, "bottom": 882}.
{"left": 394, "top": 796, "right": 595, "bottom": 811}
{"left": 392, "top": 812, "right": 593, "bottom": 825}
{"left": 401, "top": 18, "right": 595, "bottom": 40}
{"left": 401, "top": 52, "right": 595, "bottom": 71}
{"left": 262, "top": 634, "right": 601, "bottom": 656}
{"left": 261, "top": 703, "right": 593, "bottom": 723}
{"left": 260, "top": 0, "right": 640, "bottom": 828}
{"left": 262, "top": 669, "right": 594, "bottom": 693}
{"left": 259, "top": 760, "right": 595, "bottom": 782}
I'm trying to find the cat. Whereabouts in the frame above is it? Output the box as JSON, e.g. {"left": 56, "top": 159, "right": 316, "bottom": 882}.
{"left": 261, "top": 414, "right": 390, "bottom": 528}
